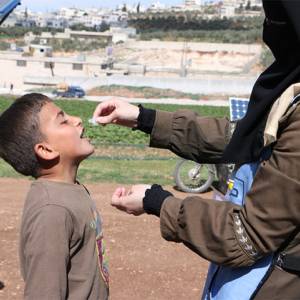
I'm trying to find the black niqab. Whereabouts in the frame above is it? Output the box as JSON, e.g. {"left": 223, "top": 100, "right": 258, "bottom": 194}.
{"left": 222, "top": 0, "right": 300, "bottom": 163}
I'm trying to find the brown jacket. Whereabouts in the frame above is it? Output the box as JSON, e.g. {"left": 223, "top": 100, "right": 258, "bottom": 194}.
{"left": 150, "top": 107, "right": 300, "bottom": 300}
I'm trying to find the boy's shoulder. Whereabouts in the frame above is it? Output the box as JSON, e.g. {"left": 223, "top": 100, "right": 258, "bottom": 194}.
{"left": 23, "top": 179, "right": 92, "bottom": 217}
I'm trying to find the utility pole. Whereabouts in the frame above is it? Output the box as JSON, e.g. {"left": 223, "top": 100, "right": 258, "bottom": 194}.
{"left": 180, "top": 41, "right": 188, "bottom": 77}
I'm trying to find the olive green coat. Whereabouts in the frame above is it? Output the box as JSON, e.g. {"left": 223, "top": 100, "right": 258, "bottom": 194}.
{"left": 150, "top": 106, "right": 300, "bottom": 300}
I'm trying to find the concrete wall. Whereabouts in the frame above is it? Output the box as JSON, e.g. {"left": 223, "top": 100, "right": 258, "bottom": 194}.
{"left": 24, "top": 74, "right": 257, "bottom": 95}
{"left": 0, "top": 57, "right": 103, "bottom": 89}
{"left": 80, "top": 75, "right": 257, "bottom": 95}
{"left": 125, "top": 40, "right": 262, "bottom": 54}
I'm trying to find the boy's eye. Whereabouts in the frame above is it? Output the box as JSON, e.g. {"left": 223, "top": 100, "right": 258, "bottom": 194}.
{"left": 61, "top": 119, "right": 68, "bottom": 124}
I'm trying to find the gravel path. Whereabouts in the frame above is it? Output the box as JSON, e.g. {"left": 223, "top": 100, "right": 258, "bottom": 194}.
{"left": 85, "top": 95, "right": 229, "bottom": 106}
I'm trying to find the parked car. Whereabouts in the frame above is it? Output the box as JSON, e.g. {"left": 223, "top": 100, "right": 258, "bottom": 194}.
{"left": 54, "top": 86, "right": 85, "bottom": 98}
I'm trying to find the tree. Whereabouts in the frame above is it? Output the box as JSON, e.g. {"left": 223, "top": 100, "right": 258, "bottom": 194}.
{"left": 246, "top": 1, "right": 251, "bottom": 10}
{"left": 260, "top": 46, "right": 274, "bottom": 68}
{"left": 99, "top": 21, "right": 110, "bottom": 32}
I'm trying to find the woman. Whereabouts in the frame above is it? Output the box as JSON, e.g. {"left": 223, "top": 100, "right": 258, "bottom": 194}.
{"left": 93, "top": 1, "right": 300, "bottom": 299}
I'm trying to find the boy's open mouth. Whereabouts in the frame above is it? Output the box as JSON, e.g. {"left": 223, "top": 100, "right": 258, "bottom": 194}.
{"left": 80, "top": 128, "right": 85, "bottom": 139}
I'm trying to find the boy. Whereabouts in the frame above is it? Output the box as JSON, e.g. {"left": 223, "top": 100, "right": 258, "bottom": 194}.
{"left": 0, "top": 93, "right": 109, "bottom": 299}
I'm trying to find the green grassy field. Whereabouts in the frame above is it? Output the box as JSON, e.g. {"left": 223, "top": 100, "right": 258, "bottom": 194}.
{"left": 0, "top": 155, "right": 177, "bottom": 185}
{"left": 0, "top": 96, "right": 229, "bottom": 183}
{"left": 0, "top": 96, "right": 229, "bottom": 145}
{"left": 89, "top": 85, "right": 207, "bottom": 100}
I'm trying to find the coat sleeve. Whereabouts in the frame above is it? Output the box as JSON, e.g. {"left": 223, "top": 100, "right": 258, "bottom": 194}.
{"left": 159, "top": 106, "right": 300, "bottom": 268}
{"left": 23, "top": 205, "right": 73, "bottom": 300}
{"left": 150, "top": 109, "right": 231, "bottom": 163}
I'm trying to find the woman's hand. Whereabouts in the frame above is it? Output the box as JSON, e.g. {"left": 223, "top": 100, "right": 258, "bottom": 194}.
{"left": 93, "top": 98, "right": 140, "bottom": 128}
{"left": 111, "top": 184, "right": 151, "bottom": 216}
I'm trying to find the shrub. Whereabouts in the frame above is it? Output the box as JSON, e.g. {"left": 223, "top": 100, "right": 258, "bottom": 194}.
{"left": 260, "top": 46, "right": 274, "bottom": 68}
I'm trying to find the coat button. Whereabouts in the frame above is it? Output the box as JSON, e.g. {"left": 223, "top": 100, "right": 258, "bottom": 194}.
{"left": 179, "top": 222, "right": 186, "bottom": 229}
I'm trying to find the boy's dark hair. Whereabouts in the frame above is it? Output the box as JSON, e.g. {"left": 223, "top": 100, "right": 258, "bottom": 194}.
{"left": 0, "top": 93, "right": 52, "bottom": 178}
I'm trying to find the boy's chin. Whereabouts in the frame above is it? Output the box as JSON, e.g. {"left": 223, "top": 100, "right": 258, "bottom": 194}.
{"left": 78, "top": 146, "right": 95, "bottom": 161}
{"left": 84, "top": 146, "right": 95, "bottom": 158}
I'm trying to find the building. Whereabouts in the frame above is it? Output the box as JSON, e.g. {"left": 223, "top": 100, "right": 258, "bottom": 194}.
{"left": 110, "top": 26, "right": 136, "bottom": 43}
{"left": 0, "top": 50, "right": 109, "bottom": 89}
{"left": 221, "top": 0, "right": 263, "bottom": 17}
{"left": 221, "top": 0, "right": 236, "bottom": 16}
{"left": 148, "top": 2, "right": 167, "bottom": 11}
{"left": 24, "top": 28, "right": 113, "bottom": 46}
{"left": 46, "top": 18, "right": 68, "bottom": 29}
{"left": 1, "top": 13, "right": 17, "bottom": 27}
{"left": 185, "top": 0, "right": 198, "bottom": 7}
{"left": 28, "top": 44, "right": 53, "bottom": 57}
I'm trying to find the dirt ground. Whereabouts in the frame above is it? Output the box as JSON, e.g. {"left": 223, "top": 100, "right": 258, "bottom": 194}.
{"left": 0, "top": 178, "right": 210, "bottom": 300}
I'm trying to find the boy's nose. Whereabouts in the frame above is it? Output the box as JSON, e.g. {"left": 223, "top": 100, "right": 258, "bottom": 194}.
{"left": 73, "top": 116, "right": 82, "bottom": 127}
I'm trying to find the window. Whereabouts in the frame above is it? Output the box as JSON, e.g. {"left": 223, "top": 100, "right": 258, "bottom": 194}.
{"left": 16, "top": 60, "right": 27, "bottom": 67}
{"left": 72, "top": 63, "right": 83, "bottom": 70}
{"left": 44, "top": 62, "right": 54, "bottom": 69}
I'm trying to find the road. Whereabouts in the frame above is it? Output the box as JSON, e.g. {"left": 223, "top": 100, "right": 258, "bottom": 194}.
{"left": 84, "top": 95, "right": 229, "bottom": 106}
{"left": 0, "top": 88, "right": 230, "bottom": 106}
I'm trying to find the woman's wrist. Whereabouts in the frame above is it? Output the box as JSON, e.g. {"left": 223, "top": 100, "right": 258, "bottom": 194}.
{"left": 134, "top": 105, "right": 156, "bottom": 134}
{"left": 143, "top": 184, "right": 173, "bottom": 217}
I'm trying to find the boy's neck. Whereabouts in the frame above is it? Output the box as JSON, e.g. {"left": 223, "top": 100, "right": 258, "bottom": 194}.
{"left": 38, "top": 162, "right": 79, "bottom": 184}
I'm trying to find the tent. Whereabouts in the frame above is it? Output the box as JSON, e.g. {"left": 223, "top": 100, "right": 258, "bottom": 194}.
{"left": 0, "top": 0, "right": 21, "bottom": 25}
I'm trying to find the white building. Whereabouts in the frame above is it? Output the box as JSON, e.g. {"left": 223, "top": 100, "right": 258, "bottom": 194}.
{"left": 185, "top": 0, "right": 197, "bottom": 7}
{"left": 58, "top": 7, "right": 78, "bottom": 18}
{"left": 0, "top": 51, "right": 109, "bottom": 89}
{"left": 221, "top": 0, "right": 237, "bottom": 17}
{"left": 148, "top": 2, "right": 167, "bottom": 11}
{"left": 184, "top": 0, "right": 202, "bottom": 11}
{"left": 110, "top": 26, "right": 136, "bottom": 43}
{"left": 24, "top": 29, "right": 113, "bottom": 45}
{"left": 31, "top": 13, "right": 48, "bottom": 27}
{"left": 1, "top": 14, "right": 18, "bottom": 27}
{"left": 46, "top": 18, "right": 68, "bottom": 29}
{"left": 28, "top": 44, "right": 53, "bottom": 57}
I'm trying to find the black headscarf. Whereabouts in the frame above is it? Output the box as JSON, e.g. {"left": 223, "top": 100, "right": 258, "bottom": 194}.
{"left": 222, "top": 0, "right": 300, "bottom": 163}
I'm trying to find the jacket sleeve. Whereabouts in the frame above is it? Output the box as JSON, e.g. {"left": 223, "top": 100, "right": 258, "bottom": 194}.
{"left": 159, "top": 106, "right": 300, "bottom": 267}
{"left": 23, "top": 205, "right": 73, "bottom": 300}
{"left": 150, "top": 109, "right": 231, "bottom": 163}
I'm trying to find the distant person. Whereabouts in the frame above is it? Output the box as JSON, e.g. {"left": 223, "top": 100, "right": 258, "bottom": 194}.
{"left": 9, "top": 83, "right": 13, "bottom": 93}
{"left": 0, "top": 94, "right": 109, "bottom": 299}
{"left": 92, "top": 1, "right": 300, "bottom": 299}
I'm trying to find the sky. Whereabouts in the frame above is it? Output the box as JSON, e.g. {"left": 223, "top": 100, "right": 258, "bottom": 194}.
{"left": 21, "top": 0, "right": 183, "bottom": 12}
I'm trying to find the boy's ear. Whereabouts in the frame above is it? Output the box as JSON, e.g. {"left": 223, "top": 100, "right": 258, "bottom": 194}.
{"left": 34, "top": 142, "right": 59, "bottom": 161}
